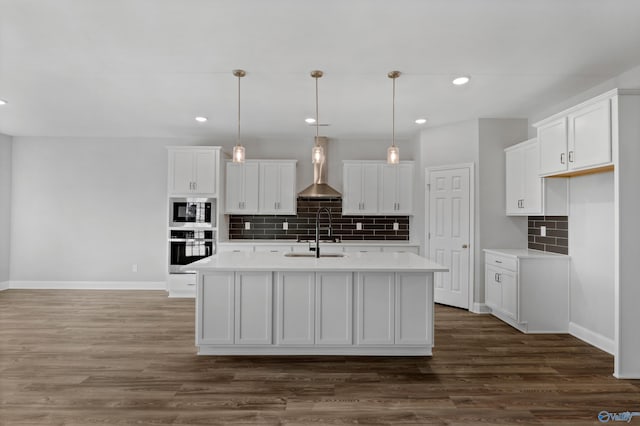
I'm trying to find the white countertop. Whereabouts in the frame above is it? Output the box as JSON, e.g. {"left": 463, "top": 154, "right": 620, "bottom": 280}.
{"left": 185, "top": 251, "right": 448, "bottom": 273}
{"left": 483, "top": 248, "right": 570, "bottom": 259}
{"left": 218, "top": 240, "right": 420, "bottom": 246}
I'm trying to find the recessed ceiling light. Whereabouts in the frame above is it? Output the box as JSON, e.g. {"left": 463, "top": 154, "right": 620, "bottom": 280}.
{"left": 305, "top": 117, "right": 316, "bottom": 124}
{"left": 0, "top": 99, "right": 7, "bottom": 106}
{"left": 452, "top": 76, "right": 470, "bottom": 86}
{"left": 415, "top": 118, "right": 427, "bottom": 124}
{"left": 195, "top": 116, "right": 208, "bottom": 123}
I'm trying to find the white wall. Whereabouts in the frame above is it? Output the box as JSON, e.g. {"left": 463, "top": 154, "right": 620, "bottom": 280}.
{"left": 568, "top": 172, "right": 614, "bottom": 346}
{"left": 0, "top": 134, "right": 11, "bottom": 285}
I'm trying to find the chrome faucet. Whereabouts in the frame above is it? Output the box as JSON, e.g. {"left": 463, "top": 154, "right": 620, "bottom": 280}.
{"left": 312, "top": 207, "right": 333, "bottom": 258}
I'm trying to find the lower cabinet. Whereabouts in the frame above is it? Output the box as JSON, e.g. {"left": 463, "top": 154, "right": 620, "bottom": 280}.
{"left": 315, "top": 272, "right": 353, "bottom": 345}
{"left": 356, "top": 272, "right": 395, "bottom": 345}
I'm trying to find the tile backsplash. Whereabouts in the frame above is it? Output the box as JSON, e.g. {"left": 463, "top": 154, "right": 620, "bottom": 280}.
{"left": 229, "top": 197, "right": 409, "bottom": 241}
{"left": 528, "top": 216, "right": 568, "bottom": 255}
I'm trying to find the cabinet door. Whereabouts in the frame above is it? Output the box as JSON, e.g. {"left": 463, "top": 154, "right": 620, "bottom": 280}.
{"left": 395, "top": 272, "right": 430, "bottom": 345}
{"left": 396, "top": 163, "right": 413, "bottom": 214}
{"left": 234, "top": 272, "right": 272, "bottom": 345}
{"left": 568, "top": 98, "right": 612, "bottom": 170}
{"left": 315, "top": 272, "right": 352, "bottom": 345}
{"left": 343, "top": 163, "right": 363, "bottom": 215}
{"left": 193, "top": 150, "right": 217, "bottom": 195}
{"left": 169, "top": 150, "right": 194, "bottom": 194}
{"left": 277, "top": 162, "right": 296, "bottom": 214}
{"left": 199, "top": 272, "right": 234, "bottom": 345}
{"left": 379, "top": 165, "right": 397, "bottom": 214}
{"left": 361, "top": 163, "right": 379, "bottom": 214}
{"left": 276, "top": 272, "right": 314, "bottom": 345}
{"left": 356, "top": 272, "right": 395, "bottom": 345}
{"left": 485, "top": 265, "right": 501, "bottom": 311}
{"left": 499, "top": 269, "right": 518, "bottom": 321}
{"left": 505, "top": 147, "right": 524, "bottom": 215}
{"left": 521, "top": 142, "right": 542, "bottom": 214}
{"left": 225, "top": 162, "right": 244, "bottom": 213}
{"left": 242, "top": 162, "right": 260, "bottom": 214}
{"left": 259, "top": 162, "right": 280, "bottom": 214}
{"left": 538, "top": 118, "right": 568, "bottom": 176}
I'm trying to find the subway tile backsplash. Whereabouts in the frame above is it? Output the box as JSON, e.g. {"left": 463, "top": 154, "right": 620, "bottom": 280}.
{"left": 229, "top": 197, "right": 409, "bottom": 241}
{"left": 528, "top": 215, "right": 568, "bottom": 255}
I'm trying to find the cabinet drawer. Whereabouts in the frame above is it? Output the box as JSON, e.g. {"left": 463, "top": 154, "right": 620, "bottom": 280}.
{"left": 485, "top": 253, "right": 517, "bottom": 272}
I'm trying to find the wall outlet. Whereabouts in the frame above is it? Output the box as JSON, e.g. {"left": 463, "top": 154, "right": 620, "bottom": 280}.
{"left": 132, "top": 264, "right": 138, "bottom": 273}
{"left": 245, "top": 222, "right": 251, "bottom": 230}
{"left": 393, "top": 222, "right": 399, "bottom": 231}
{"left": 282, "top": 221, "right": 288, "bottom": 230}
{"left": 356, "top": 222, "right": 362, "bottom": 231}
{"left": 540, "top": 225, "right": 546, "bottom": 237}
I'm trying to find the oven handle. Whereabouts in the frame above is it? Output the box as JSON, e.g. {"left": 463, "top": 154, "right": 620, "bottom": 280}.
{"left": 169, "top": 238, "right": 214, "bottom": 242}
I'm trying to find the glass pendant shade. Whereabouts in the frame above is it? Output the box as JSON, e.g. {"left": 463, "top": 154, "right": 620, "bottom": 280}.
{"left": 312, "top": 145, "right": 324, "bottom": 164}
{"left": 232, "top": 145, "right": 245, "bottom": 163}
{"left": 387, "top": 145, "right": 399, "bottom": 164}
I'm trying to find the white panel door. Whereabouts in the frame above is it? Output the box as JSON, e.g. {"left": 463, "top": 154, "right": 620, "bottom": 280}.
{"left": 242, "top": 162, "right": 260, "bottom": 214}
{"left": 259, "top": 162, "right": 280, "bottom": 214}
{"left": 379, "top": 164, "right": 397, "bottom": 214}
{"left": 170, "top": 150, "right": 194, "bottom": 194}
{"left": 342, "top": 163, "right": 363, "bottom": 214}
{"left": 194, "top": 150, "right": 217, "bottom": 195}
{"left": 356, "top": 272, "right": 395, "bottom": 345}
{"left": 522, "top": 142, "right": 542, "bottom": 214}
{"left": 429, "top": 167, "right": 471, "bottom": 309}
{"left": 568, "top": 98, "right": 612, "bottom": 170}
{"left": 361, "top": 163, "right": 379, "bottom": 214}
{"left": 505, "top": 148, "right": 524, "bottom": 215}
{"left": 395, "top": 272, "right": 430, "bottom": 345}
{"left": 276, "top": 272, "right": 315, "bottom": 345}
{"left": 538, "top": 117, "right": 568, "bottom": 176}
{"left": 225, "top": 162, "right": 244, "bottom": 213}
{"left": 199, "top": 272, "right": 234, "bottom": 345}
{"left": 234, "top": 272, "right": 273, "bottom": 345}
{"left": 315, "top": 272, "right": 352, "bottom": 345}
{"left": 396, "top": 163, "right": 414, "bottom": 214}
{"left": 277, "top": 162, "right": 296, "bottom": 214}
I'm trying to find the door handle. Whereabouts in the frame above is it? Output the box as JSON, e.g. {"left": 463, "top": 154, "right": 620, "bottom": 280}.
{"left": 462, "top": 244, "right": 468, "bottom": 248}
{"left": 568, "top": 151, "right": 574, "bottom": 163}
{"left": 560, "top": 153, "right": 565, "bottom": 164}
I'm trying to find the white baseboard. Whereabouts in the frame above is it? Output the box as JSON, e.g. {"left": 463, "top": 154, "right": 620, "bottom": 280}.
{"left": 7, "top": 281, "right": 167, "bottom": 291}
{"left": 0, "top": 281, "right": 9, "bottom": 291}
{"left": 569, "top": 321, "right": 615, "bottom": 355}
{"left": 470, "top": 302, "right": 491, "bottom": 314}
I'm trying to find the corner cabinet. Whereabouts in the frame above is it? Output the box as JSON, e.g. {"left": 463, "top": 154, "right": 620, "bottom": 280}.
{"left": 258, "top": 161, "right": 297, "bottom": 215}
{"left": 535, "top": 91, "right": 618, "bottom": 177}
{"left": 505, "top": 138, "right": 568, "bottom": 216}
{"left": 343, "top": 161, "right": 414, "bottom": 216}
{"left": 168, "top": 147, "right": 220, "bottom": 196}
{"left": 484, "top": 249, "right": 569, "bottom": 333}
{"left": 225, "top": 161, "right": 259, "bottom": 214}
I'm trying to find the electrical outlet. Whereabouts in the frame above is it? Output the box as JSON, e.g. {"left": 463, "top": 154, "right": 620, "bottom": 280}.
{"left": 282, "top": 221, "right": 288, "bottom": 230}
{"left": 132, "top": 264, "right": 138, "bottom": 273}
{"left": 540, "top": 225, "right": 547, "bottom": 237}
{"left": 245, "top": 222, "right": 251, "bottom": 230}
{"left": 393, "top": 222, "right": 399, "bottom": 231}
{"left": 356, "top": 222, "right": 362, "bottom": 231}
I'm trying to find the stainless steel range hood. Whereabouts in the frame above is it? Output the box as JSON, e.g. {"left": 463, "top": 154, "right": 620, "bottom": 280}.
{"left": 298, "top": 136, "right": 342, "bottom": 198}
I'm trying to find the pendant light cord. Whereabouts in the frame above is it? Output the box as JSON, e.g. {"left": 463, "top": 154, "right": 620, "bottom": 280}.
{"left": 392, "top": 75, "right": 396, "bottom": 148}
{"left": 237, "top": 74, "right": 241, "bottom": 146}
{"left": 315, "top": 74, "right": 319, "bottom": 142}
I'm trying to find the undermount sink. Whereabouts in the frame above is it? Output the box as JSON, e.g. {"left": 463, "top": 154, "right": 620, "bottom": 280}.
{"left": 284, "top": 252, "right": 345, "bottom": 258}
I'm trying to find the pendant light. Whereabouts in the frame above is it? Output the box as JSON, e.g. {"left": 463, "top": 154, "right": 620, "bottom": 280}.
{"left": 311, "top": 70, "right": 325, "bottom": 164}
{"left": 387, "top": 70, "right": 401, "bottom": 164}
{"left": 232, "top": 69, "right": 246, "bottom": 163}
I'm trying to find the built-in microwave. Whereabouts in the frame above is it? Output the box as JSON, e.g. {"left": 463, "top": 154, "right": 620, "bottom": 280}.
{"left": 169, "top": 229, "right": 215, "bottom": 273}
{"left": 169, "top": 198, "right": 215, "bottom": 228}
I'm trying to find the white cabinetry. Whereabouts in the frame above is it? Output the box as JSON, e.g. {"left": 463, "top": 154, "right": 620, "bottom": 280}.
{"left": 484, "top": 250, "right": 569, "bottom": 333}
{"left": 379, "top": 163, "right": 413, "bottom": 214}
{"left": 259, "top": 161, "right": 297, "bottom": 215}
{"left": 343, "top": 161, "right": 414, "bottom": 216}
{"left": 234, "top": 272, "right": 273, "bottom": 345}
{"left": 276, "top": 272, "right": 315, "bottom": 345}
{"left": 535, "top": 93, "right": 614, "bottom": 177}
{"left": 225, "top": 161, "right": 259, "bottom": 214}
{"left": 315, "top": 272, "right": 353, "bottom": 345}
{"left": 356, "top": 272, "right": 395, "bottom": 345}
{"left": 199, "top": 272, "right": 234, "bottom": 344}
{"left": 343, "top": 162, "right": 378, "bottom": 215}
{"left": 505, "top": 139, "right": 568, "bottom": 216}
{"left": 168, "top": 147, "right": 219, "bottom": 196}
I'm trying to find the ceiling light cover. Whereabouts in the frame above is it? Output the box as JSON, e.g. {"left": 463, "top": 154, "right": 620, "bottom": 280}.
{"left": 0, "top": 99, "right": 7, "bottom": 106}
{"left": 232, "top": 69, "right": 246, "bottom": 163}
{"left": 387, "top": 71, "right": 401, "bottom": 164}
{"left": 195, "top": 116, "right": 207, "bottom": 122}
{"left": 305, "top": 118, "right": 316, "bottom": 124}
{"left": 452, "top": 76, "right": 470, "bottom": 86}
{"left": 415, "top": 118, "right": 427, "bottom": 124}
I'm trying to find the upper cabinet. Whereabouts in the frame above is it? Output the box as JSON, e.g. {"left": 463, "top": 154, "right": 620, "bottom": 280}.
{"left": 225, "top": 160, "right": 296, "bottom": 215}
{"left": 259, "top": 161, "right": 297, "bottom": 215}
{"left": 168, "top": 147, "right": 220, "bottom": 196}
{"left": 505, "top": 139, "right": 567, "bottom": 216}
{"left": 343, "top": 161, "right": 414, "bottom": 216}
{"left": 535, "top": 92, "right": 615, "bottom": 177}
{"left": 225, "top": 161, "right": 259, "bottom": 214}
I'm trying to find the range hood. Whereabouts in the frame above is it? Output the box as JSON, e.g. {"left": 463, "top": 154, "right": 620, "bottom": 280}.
{"left": 298, "top": 136, "right": 342, "bottom": 198}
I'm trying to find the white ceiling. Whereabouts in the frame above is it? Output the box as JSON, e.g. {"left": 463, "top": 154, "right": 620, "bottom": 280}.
{"left": 1, "top": 0, "right": 640, "bottom": 140}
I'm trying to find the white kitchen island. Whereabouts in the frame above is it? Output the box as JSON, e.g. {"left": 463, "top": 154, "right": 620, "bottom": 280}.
{"left": 185, "top": 251, "right": 448, "bottom": 356}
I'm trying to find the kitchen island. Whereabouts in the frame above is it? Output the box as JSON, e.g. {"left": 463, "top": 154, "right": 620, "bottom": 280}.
{"left": 185, "top": 250, "right": 448, "bottom": 356}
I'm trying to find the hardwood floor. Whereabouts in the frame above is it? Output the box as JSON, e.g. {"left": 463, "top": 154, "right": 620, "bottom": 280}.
{"left": 1, "top": 290, "right": 638, "bottom": 425}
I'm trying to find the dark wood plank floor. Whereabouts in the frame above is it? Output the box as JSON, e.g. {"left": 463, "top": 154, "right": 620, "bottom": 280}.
{"left": 1, "top": 290, "right": 638, "bottom": 425}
